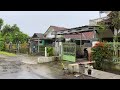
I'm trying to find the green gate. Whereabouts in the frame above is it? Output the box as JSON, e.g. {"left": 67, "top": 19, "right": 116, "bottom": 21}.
{"left": 62, "top": 43, "right": 76, "bottom": 62}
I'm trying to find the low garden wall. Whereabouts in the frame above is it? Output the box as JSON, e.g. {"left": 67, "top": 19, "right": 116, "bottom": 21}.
{"left": 37, "top": 56, "right": 58, "bottom": 63}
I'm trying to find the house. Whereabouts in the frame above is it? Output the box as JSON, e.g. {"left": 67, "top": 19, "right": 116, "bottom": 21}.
{"left": 44, "top": 25, "right": 95, "bottom": 45}
{"left": 52, "top": 25, "right": 100, "bottom": 62}
{"left": 44, "top": 25, "right": 67, "bottom": 39}
{"left": 88, "top": 11, "right": 120, "bottom": 42}
{"left": 29, "top": 25, "right": 100, "bottom": 58}
{"left": 44, "top": 25, "right": 100, "bottom": 56}
{"left": 31, "top": 33, "right": 45, "bottom": 45}
{"left": 29, "top": 33, "right": 45, "bottom": 53}
{"left": 44, "top": 26, "right": 67, "bottom": 55}
{"left": 30, "top": 32, "right": 55, "bottom": 53}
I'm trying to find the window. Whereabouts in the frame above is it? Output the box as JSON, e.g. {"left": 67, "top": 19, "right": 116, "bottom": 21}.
{"left": 39, "top": 41, "right": 42, "bottom": 43}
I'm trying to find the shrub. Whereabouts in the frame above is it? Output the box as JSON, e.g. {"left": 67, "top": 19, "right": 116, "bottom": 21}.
{"left": 91, "top": 42, "right": 113, "bottom": 70}
{"left": 76, "top": 45, "right": 82, "bottom": 58}
{"left": 0, "top": 41, "right": 5, "bottom": 51}
{"left": 5, "top": 44, "right": 9, "bottom": 51}
{"left": 20, "top": 42, "right": 28, "bottom": 54}
{"left": 0, "top": 51, "right": 16, "bottom": 56}
{"left": 47, "top": 47, "right": 54, "bottom": 56}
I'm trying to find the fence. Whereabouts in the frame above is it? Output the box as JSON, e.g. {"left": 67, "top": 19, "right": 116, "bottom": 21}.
{"left": 5, "top": 43, "right": 28, "bottom": 54}
{"left": 5, "top": 42, "right": 55, "bottom": 56}
{"left": 62, "top": 43, "right": 76, "bottom": 62}
{"left": 29, "top": 45, "right": 54, "bottom": 56}
{"left": 106, "top": 42, "right": 120, "bottom": 63}
{"left": 39, "top": 46, "right": 45, "bottom": 56}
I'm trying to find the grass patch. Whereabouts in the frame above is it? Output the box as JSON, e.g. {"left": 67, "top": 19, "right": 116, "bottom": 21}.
{"left": 0, "top": 51, "right": 16, "bottom": 56}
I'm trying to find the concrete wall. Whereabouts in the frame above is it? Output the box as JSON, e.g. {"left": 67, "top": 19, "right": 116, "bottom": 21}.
{"left": 45, "top": 28, "right": 55, "bottom": 38}
{"left": 38, "top": 56, "right": 54, "bottom": 63}
{"left": 46, "top": 30, "right": 55, "bottom": 38}
{"left": 89, "top": 17, "right": 108, "bottom": 25}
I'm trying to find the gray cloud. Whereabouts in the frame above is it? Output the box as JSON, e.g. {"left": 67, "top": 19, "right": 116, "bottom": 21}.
{"left": 0, "top": 11, "right": 107, "bottom": 36}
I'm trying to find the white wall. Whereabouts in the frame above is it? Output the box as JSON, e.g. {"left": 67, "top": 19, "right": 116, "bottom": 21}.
{"left": 46, "top": 29, "right": 55, "bottom": 38}
{"left": 45, "top": 27, "right": 55, "bottom": 38}
{"left": 92, "top": 41, "right": 99, "bottom": 47}
{"left": 89, "top": 17, "right": 108, "bottom": 25}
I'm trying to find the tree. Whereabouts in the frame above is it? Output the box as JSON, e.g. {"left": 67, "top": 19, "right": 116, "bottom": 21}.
{"left": 11, "top": 24, "right": 20, "bottom": 33}
{"left": 0, "top": 18, "right": 3, "bottom": 30}
{"left": 1, "top": 24, "right": 11, "bottom": 36}
{"left": 108, "top": 11, "right": 120, "bottom": 40}
{"left": 1, "top": 24, "right": 29, "bottom": 44}
{"left": 0, "top": 18, "right": 29, "bottom": 51}
{"left": 108, "top": 11, "right": 120, "bottom": 56}
{"left": 97, "top": 20, "right": 107, "bottom": 41}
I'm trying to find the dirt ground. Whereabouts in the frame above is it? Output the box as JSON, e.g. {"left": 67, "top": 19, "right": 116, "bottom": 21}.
{"left": 0, "top": 54, "right": 97, "bottom": 79}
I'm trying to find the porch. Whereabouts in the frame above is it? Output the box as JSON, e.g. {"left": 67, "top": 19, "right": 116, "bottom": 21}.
{"left": 29, "top": 38, "right": 53, "bottom": 54}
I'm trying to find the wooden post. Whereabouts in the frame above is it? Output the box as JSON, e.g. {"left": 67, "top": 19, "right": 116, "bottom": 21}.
{"left": 80, "top": 33, "right": 82, "bottom": 47}
{"left": 18, "top": 43, "right": 19, "bottom": 53}
{"left": 38, "top": 39, "right": 39, "bottom": 53}
{"left": 55, "top": 33, "right": 58, "bottom": 56}
{"left": 93, "top": 28, "right": 96, "bottom": 39}
{"left": 88, "top": 48, "right": 91, "bottom": 62}
{"left": 29, "top": 40, "right": 32, "bottom": 54}
{"left": 45, "top": 47, "right": 47, "bottom": 57}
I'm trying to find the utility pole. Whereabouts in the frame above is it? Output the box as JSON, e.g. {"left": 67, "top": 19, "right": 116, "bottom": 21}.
{"left": 80, "top": 33, "right": 82, "bottom": 47}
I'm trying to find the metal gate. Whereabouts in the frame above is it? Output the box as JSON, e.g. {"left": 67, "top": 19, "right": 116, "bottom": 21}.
{"left": 62, "top": 43, "right": 76, "bottom": 62}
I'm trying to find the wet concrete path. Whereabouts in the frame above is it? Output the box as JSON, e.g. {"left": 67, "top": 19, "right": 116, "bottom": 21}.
{"left": 0, "top": 54, "right": 97, "bottom": 79}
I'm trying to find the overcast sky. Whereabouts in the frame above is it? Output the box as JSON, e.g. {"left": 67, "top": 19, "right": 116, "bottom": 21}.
{"left": 0, "top": 11, "right": 107, "bottom": 36}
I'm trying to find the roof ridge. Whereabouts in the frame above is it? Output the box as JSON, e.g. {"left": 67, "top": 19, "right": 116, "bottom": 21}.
{"left": 50, "top": 25, "right": 67, "bottom": 29}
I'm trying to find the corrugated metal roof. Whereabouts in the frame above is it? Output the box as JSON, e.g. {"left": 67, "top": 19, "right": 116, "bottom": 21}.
{"left": 64, "top": 31, "right": 94, "bottom": 40}
{"left": 32, "top": 33, "right": 44, "bottom": 39}
{"left": 50, "top": 26, "right": 67, "bottom": 31}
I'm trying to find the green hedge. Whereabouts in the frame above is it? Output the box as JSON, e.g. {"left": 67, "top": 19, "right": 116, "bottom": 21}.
{"left": 0, "top": 41, "right": 5, "bottom": 51}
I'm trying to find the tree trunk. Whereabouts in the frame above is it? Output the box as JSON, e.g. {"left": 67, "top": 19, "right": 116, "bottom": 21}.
{"left": 114, "top": 29, "right": 118, "bottom": 56}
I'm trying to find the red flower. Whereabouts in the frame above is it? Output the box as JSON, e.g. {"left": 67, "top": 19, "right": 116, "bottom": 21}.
{"left": 94, "top": 42, "right": 104, "bottom": 47}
